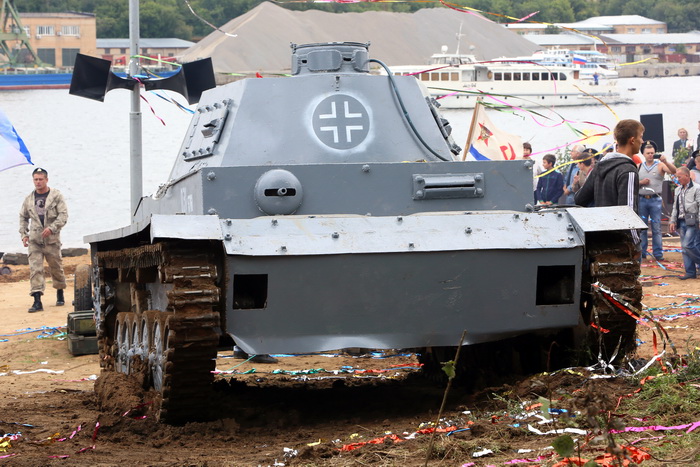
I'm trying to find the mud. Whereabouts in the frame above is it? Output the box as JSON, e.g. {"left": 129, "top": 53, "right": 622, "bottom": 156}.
{"left": 2, "top": 246, "right": 700, "bottom": 465}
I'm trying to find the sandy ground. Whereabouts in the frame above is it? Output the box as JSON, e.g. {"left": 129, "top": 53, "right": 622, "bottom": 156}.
{"left": 1, "top": 244, "right": 699, "bottom": 466}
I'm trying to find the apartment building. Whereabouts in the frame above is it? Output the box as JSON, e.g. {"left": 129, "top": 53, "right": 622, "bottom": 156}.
{"left": 18, "top": 12, "right": 97, "bottom": 68}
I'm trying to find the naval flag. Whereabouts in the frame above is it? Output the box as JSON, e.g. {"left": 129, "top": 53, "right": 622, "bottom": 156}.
{"left": 463, "top": 102, "right": 522, "bottom": 161}
{"left": 0, "top": 109, "right": 32, "bottom": 172}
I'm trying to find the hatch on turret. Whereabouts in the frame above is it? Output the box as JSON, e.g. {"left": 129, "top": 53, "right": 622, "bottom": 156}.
{"left": 291, "top": 42, "right": 370, "bottom": 75}
{"left": 182, "top": 99, "right": 231, "bottom": 161}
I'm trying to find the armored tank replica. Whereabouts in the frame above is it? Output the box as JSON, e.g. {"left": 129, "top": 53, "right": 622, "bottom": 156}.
{"left": 82, "top": 42, "right": 646, "bottom": 422}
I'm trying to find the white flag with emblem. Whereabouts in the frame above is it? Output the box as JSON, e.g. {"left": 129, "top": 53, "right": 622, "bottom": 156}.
{"left": 462, "top": 102, "right": 522, "bottom": 161}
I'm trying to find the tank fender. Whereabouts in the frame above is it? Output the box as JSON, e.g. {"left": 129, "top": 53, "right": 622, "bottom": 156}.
{"left": 149, "top": 214, "right": 224, "bottom": 242}
{"left": 220, "top": 210, "right": 586, "bottom": 257}
{"left": 565, "top": 206, "right": 646, "bottom": 237}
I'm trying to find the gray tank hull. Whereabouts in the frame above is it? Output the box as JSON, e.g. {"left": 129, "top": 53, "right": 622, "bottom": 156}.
{"left": 82, "top": 42, "right": 646, "bottom": 422}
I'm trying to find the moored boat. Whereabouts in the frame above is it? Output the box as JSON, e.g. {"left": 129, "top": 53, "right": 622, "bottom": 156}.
{"left": 386, "top": 50, "right": 628, "bottom": 109}
{"left": 524, "top": 49, "right": 619, "bottom": 80}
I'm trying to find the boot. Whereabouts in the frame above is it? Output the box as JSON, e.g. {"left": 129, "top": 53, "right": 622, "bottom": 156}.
{"left": 56, "top": 289, "right": 65, "bottom": 306}
{"left": 28, "top": 292, "right": 43, "bottom": 313}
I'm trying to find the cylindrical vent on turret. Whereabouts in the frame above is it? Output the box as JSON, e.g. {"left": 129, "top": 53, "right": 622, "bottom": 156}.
{"left": 291, "top": 42, "right": 370, "bottom": 75}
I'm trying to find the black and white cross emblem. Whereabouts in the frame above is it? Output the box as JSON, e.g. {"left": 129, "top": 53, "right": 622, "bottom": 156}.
{"left": 312, "top": 95, "right": 370, "bottom": 149}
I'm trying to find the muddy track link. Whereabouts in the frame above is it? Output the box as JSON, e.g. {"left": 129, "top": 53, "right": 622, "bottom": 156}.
{"left": 95, "top": 242, "right": 221, "bottom": 423}
{"left": 586, "top": 234, "right": 642, "bottom": 364}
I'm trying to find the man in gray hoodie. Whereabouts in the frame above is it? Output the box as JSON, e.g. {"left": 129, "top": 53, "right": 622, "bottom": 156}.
{"left": 574, "top": 119, "right": 644, "bottom": 246}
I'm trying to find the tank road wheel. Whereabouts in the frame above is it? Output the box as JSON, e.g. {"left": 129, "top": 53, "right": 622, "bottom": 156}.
{"left": 584, "top": 232, "right": 642, "bottom": 365}
{"left": 151, "top": 313, "right": 171, "bottom": 393}
{"left": 96, "top": 242, "right": 222, "bottom": 423}
{"left": 115, "top": 312, "right": 132, "bottom": 374}
{"left": 139, "top": 311, "right": 157, "bottom": 389}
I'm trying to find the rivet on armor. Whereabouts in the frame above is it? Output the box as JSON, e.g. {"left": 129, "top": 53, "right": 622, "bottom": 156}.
{"left": 207, "top": 171, "right": 216, "bottom": 180}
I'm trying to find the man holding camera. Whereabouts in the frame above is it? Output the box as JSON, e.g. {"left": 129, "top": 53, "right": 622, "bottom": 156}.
{"left": 638, "top": 141, "right": 676, "bottom": 261}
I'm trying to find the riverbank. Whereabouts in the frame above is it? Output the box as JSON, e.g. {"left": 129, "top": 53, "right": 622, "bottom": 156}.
{"left": 618, "top": 61, "right": 700, "bottom": 78}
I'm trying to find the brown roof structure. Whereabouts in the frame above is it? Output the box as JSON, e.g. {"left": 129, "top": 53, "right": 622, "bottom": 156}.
{"left": 180, "top": 2, "right": 538, "bottom": 73}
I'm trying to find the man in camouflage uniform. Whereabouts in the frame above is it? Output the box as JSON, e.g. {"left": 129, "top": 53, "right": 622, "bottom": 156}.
{"left": 19, "top": 168, "right": 68, "bottom": 312}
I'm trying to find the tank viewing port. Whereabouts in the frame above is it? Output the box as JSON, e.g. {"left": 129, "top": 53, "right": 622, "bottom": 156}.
{"left": 536, "top": 265, "right": 575, "bottom": 305}
{"left": 291, "top": 42, "right": 370, "bottom": 75}
{"left": 233, "top": 274, "right": 268, "bottom": 309}
{"left": 254, "top": 169, "right": 303, "bottom": 215}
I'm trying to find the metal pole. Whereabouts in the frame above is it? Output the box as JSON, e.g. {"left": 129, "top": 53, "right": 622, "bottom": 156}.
{"left": 128, "top": 0, "right": 142, "bottom": 217}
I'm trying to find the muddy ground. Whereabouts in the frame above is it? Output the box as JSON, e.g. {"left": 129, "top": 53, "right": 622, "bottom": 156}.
{"left": 1, "top": 242, "right": 699, "bottom": 466}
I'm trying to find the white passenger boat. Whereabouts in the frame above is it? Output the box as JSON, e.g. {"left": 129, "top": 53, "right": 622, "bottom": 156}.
{"left": 524, "top": 49, "right": 619, "bottom": 80}
{"left": 387, "top": 49, "right": 628, "bottom": 109}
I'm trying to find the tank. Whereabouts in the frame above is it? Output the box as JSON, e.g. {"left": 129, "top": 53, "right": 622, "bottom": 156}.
{"left": 83, "top": 42, "right": 646, "bottom": 422}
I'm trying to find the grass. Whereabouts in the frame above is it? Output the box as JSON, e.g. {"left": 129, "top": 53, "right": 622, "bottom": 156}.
{"left": 614, "top": 350, "right": 700, "bottom": 464}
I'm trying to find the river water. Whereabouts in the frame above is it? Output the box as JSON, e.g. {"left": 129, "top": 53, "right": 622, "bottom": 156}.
{"left": 1, "top": 76, "right": 699, "bottom": 253}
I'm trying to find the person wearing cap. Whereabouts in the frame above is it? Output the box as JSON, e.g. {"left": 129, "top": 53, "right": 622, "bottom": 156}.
{"left": 638, "top": 140, "right": 676, "bottom": 262}
{"left": 575, "top": 119, "right": 645, "bottom": 247}
{"left": 19, "top": 168, "right": 68, "bottom": 312}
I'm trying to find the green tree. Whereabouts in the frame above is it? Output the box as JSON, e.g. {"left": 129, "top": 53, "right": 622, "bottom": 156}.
{"left": 569, "top": 0, "right": 600, "bottom": 20}
{"left": 140, "top": 0, "right": 192, "bottom": 39}
{"left": 94, "top": 0, "right": 128, "bottom": 37}
{"left": 519, "top": 0, "right": 575, "bottom": 24}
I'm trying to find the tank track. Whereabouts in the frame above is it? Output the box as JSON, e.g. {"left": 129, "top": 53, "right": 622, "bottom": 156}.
{"left": 95, "top": 242, "right": 221, "bottom": 423}
{"left": 584, "top": 232, "right": 642, "bottom": 364}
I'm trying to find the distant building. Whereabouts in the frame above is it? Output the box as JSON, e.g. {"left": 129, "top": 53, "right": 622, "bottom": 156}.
{"left": 18, "top": 12, "right": 97, "bottom": 67}
{"left": 96, "top": 38, "right": 195, "bottom": 66}
{"left": 504, "top": 15, "right": 667, "bottom": 36}
{"left": 578, "top": 15, "right": 667, "bottom": 35}
{"left": 509, "top": 15, "right": 700, "bottom": 65}
{"left": 600, "top": 33, "right": 700, "bottom": 56}
{"left": 523, "top": 34, "right": 602, "bottom": 51}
